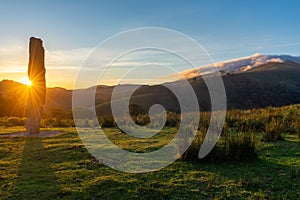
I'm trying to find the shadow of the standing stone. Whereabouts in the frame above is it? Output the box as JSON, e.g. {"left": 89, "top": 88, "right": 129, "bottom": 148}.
{"left": 13, "top": 136, "right": 62, "bottom": 199}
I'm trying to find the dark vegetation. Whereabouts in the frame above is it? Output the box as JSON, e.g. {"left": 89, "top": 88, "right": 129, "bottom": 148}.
{"left": 1, "top": 104, "right": 300, "bottom": 163}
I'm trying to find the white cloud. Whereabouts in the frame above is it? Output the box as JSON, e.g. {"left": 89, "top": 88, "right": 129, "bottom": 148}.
{"left": 266, "top": 58, "right": 283, "bottom": 63}
{"left": 0, "top": 45, "right": 92, "bottom": 72}
{"left": 45, "top": 48, "right": 92, "bottom": 67}
{"left": 163, "top": 53, "right": 300, "bottom": 80}
{"left": 0, "top": 45, "right": 27, "bottom": 72}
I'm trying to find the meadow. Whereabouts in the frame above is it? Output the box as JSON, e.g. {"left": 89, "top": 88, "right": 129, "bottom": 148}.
{"left": 0, "top": 105, "right": 299, "bottom": 199}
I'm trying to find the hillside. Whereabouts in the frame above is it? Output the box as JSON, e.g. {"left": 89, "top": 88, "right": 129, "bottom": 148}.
{"left": 1, "top": 55, "right": 300, "bottom": 117}
{"left": 94, "top": 61, "right": 300, "bottom": 115}
{"left": 174, "top": 53, "right": 300, "bottom": 79}
{"left": 0, "top": 80, "right": 72, "bottom": 116}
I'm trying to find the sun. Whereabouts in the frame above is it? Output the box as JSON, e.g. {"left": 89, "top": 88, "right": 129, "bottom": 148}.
{"left": 21, "top": 77, "right": 32, "bottom": 86}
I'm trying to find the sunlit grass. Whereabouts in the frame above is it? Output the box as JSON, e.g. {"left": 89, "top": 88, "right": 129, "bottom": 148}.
{"left": 0, "top": 128, "right": 299, "bottom": 199}
{"left": 0, "top": 126, "right": 76, "bottom": 135}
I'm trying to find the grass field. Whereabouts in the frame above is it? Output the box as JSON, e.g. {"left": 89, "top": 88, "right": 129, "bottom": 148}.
{"left": 0, "top": 127, "right": 299, "bottom": 199}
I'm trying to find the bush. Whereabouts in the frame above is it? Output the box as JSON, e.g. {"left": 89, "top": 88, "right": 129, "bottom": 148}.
{"left": 180, "top": 127, "right": 258, "bottom": 162}
{"left": 60, "top": 119, "right": 75, "bottom": 127}
{"left": 4, "top": 117, "right": 26, "bottom": 127}
{"left": 180, "top": 126, "right": 203, "bottom": 160}
{"left": 261, "top": 119, "right": 284, "bottom": 142}
{"left": 0, "top": 117, "right": 8, "bottom": 126}
{"left": 225, "top": 116, "right": 239, "bottom": 128}
{"left": 41, "top": 118, "right": 55, "bottom": 127}
{"left": 261, "top": 132, "right": 284, "bottom": 142}
{"left": 292, "top": 119, "right": 300, "bottom": 142}
{"left": 224, "top": 132, "right": 257, "bottom": 161}
{"left": 245, "top": 118, "right": 265, "bottom": 132}
{"left": 282, "top": 106, "right": 300, "bottom": 134}
{"left": 41, "top": 118, "right": 74, "bottom": 127}
{"left": 135, "top": 114, "right": 150, "bottom": 126}
{"left": 165, "top": 112, "right": 180, "bottom": 127}
{"left": 98, "top": 115, "right": 115, "bottom": 127}
{"left": 180, "top": 126, "right": 221, "bottom": 162}
{"left": 199, "top": 112, "right": 211, "bottom": 130}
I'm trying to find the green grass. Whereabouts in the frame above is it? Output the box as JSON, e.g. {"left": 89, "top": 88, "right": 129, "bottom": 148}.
{"left": 0, "top": 126, "right": 74, "bottom": 135}
{"left": 0, "top": 127, "right": 299, "bottom": 199}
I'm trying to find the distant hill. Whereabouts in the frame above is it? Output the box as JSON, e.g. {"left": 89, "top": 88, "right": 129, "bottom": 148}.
{"left": 173, "top": 53, "right": 300, "bottom": 79}
{"left": 93, "top": 61, "right": 300, "bottom": 115}
{"left": 1, "top": 54, "right": 300, "bottom": 117}
{"left": 0, "top": 80, "right": 72, "bottom": 116}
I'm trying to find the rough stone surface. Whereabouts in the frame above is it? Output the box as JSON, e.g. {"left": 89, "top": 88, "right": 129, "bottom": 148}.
{"left": 25, "top": 37, "right": 46, "bottom": 134}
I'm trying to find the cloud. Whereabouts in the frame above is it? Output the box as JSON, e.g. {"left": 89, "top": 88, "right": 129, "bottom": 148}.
{"left": 0, "top": 45, "right": 27, "bottom": 72}
{"left": 45, "top": 48, "right": 92, "bottom": 67}
{"left": 265, "top": 58, "right": 283, "bottom": 63}
{"left": 240, "top": 65, "right": 253, "bottom": 72}
{"left": 163, "top": 53, "right": 297, "bottom": 80}
{"left": 0, "top": 45, "right": 92, "bottom": 72}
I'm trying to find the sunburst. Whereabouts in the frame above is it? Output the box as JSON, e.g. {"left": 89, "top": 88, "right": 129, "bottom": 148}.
{"left": 20, "top": 77, "right": 32, "bottom": 86}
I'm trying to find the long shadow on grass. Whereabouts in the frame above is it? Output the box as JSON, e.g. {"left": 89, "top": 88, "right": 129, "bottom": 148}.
{"left": 13, "top": 136, "right": 63, "bottom": 199}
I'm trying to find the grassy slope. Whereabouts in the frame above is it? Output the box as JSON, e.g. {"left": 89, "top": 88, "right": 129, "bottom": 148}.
{"left": 2, "top": 62, "right": 300, "bottom": 117}
{"left": 0, "top": 128, "right": 299, "bottom": 199}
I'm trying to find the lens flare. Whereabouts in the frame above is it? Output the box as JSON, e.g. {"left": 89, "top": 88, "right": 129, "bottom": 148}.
{"left": 21, "top": 77, "right": 32, "bottom": 86}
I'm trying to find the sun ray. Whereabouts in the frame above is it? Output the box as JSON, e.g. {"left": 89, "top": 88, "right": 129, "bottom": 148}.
{"left": 20, "top": 77, "right": 32, "bottom": 86}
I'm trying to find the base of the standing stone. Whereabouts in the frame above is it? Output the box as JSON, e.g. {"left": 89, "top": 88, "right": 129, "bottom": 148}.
{"left": 26, "top": 117, "right": 41, "bottom": 134}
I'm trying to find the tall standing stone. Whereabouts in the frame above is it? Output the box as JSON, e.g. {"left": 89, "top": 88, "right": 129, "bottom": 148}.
{"left": 26, "top": 37, "right": 46, "bottom": 134}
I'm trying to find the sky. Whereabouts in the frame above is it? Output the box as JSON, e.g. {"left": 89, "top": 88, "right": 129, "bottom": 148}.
{"left": 0, "top": 0, "right": 300, "bottom": 89}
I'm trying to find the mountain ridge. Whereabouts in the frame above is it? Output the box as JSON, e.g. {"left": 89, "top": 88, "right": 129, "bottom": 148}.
{"left": 172, "top": 53, "right": 300, "bottom": 80}
{"left": 1, "top": 54, "right": 300, "bottom": 117}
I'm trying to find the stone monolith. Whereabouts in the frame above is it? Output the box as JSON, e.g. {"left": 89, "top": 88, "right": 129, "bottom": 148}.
{"left": 25, "top": 37, "right": 46, "bottom": 134}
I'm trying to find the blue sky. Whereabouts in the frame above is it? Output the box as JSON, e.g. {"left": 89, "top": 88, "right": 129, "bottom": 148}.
{"left": 0, "top": 0, "right": 299, "bottom": 88}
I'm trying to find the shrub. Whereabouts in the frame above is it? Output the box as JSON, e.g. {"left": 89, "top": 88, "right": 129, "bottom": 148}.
{"left": 0, "top": 117, "right": 8, "bottom": 126}
{"left": 224, "top": 132, "right": 257, "bottom": 161}
{"left": 180, "top": 126, "right": 203, "bottom": 160}
{"left": 245, "top": 118, "right": 265, "bottom": 132}
{"left": 199, "top": 112, "right": 211, "bottom": 130}
{"left": 293, "top": 119, "right": 300, "bottom": 142}
{"left": 177, "top": 126, "right": 198, "bottom": 160}
{"left": 180, "top": 125, "right": 258, "bottom": 162}
{"left": 98, "top": 115, "right": 115, "bottom": 127}
{"left": 261, "top": 119, "right": 284, "bottom": 142}
{"left": 282, "top": 106, "right": 300, "bottom": 134}
{"left": 165, "top": 112, "right": 180, "bottom": 127}
{"left": 225, "top": 116, "right": 239, "bottom": 128}
{"left": 41, "top": 118, "right": 55, "bottom": 127}
{"left": 135, "top": 114, "right": 150, "bottom": 126}
{"left": 41, "top": 117, "right": 74, "bottom": 127}
{"left": 61, "top": 119, "right": 75, "bottom": 127}
{"left": 180, "top": 126, "right": 221, "bottom": 162}
{"left": 4, "top": 117, "right": 26, "bottom": 127}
